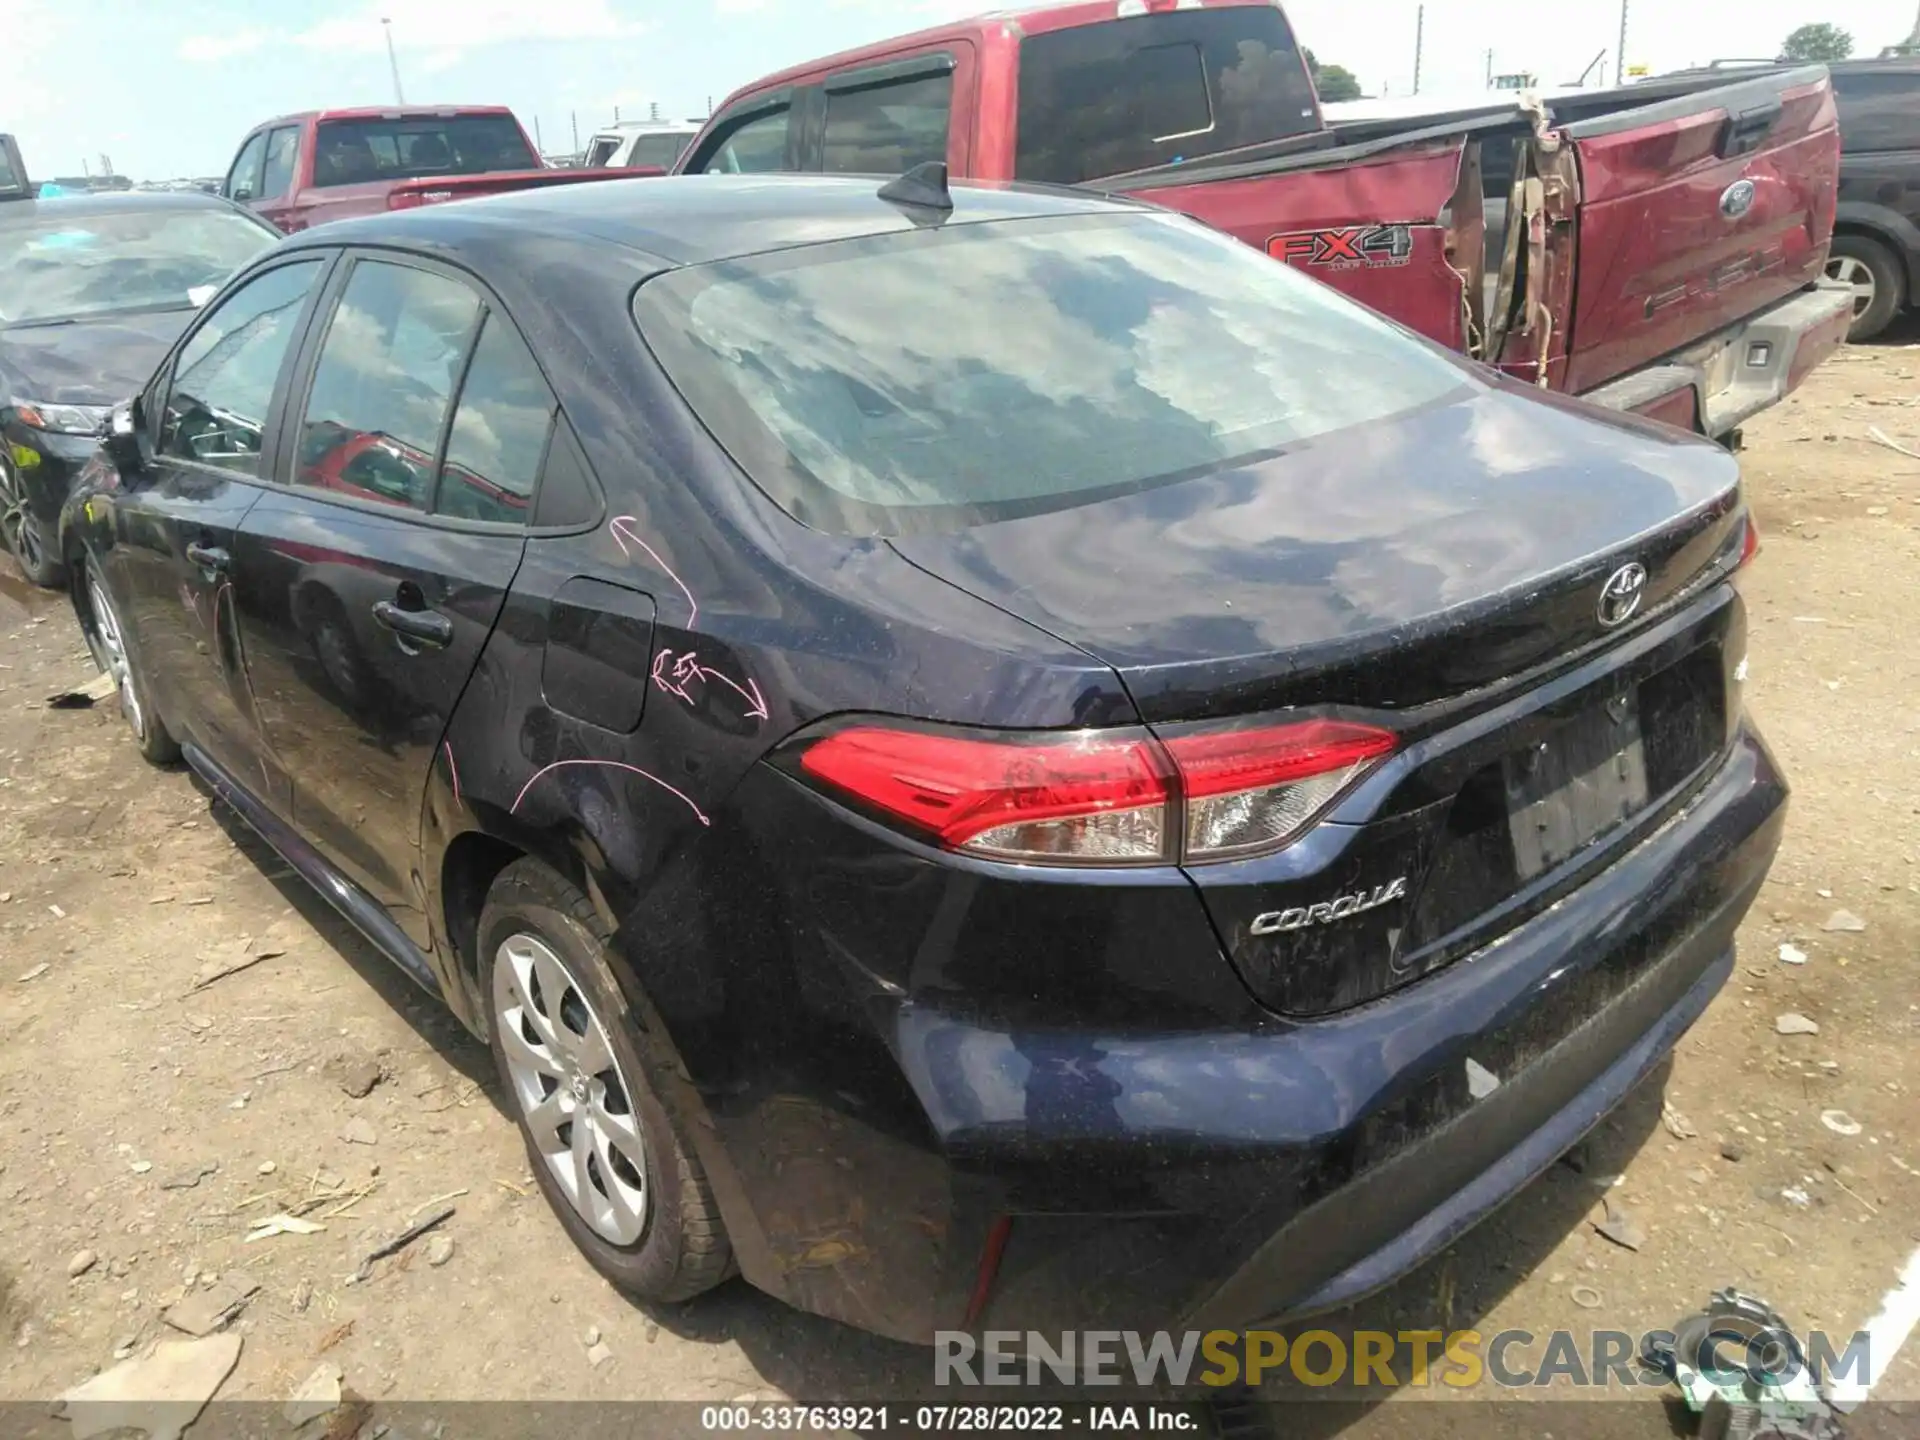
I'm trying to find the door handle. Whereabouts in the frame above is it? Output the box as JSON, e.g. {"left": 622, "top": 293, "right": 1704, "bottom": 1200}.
{"left": 371, "top": 600, "right": 453, "bottom": 650}
{"left": 185, "top": 542, "right": 229, "bottom": 572}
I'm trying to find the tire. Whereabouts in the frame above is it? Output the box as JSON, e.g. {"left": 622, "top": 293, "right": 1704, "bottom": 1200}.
{"left": 0, "top": 457, "right": 64, "bottom": 588}
{"left": 82, "top": 556, "right": 180, "bottom": 766}
{"left": 478, "top": 858, "right": 733, "bottom": 1302}
{"left": 1827, "top": 234, "right": 1906, "bottom": 343}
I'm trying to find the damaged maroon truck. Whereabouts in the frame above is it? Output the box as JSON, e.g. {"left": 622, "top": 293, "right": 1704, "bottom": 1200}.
{"left": 676, "top": 0, "right": 1852, "bottom": 441}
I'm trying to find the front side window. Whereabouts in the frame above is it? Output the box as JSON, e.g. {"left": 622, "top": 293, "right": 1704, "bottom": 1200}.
{"left": 635, "top": 213, "right": 1469, "bottom": 535}
{"left": 695, "top": 107, "right": 790, "bottom": 174}
{"left": 309, "top": 115, "right": 535, "bottom": 188}
{"left": 822, "top": 69, "right": 952, "bottom": 174}
{"left": 584, "top": 136, "right": 621, "bottom": 168}
{"left": 293, "top": 261, "right": 480, "bottom": 511}
{"left": 161, "top": 259, "right": 325, "bottom": 475}
{"left": 1015, "top": 8, "right": 1320, "bottom": 184}
{"left": 226, "top": 133, "right": 268, "bottom": 200}
{"left": 259, "top": 126, "right": 301, "bottom": 200}
{"left": 437, "top": 314, "right": 555, "bottom": 523}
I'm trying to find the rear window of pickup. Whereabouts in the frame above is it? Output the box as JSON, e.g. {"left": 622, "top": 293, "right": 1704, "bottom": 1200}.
{"left": 1015, "top": 5, "right": 1321, "bottom": 185}
{"left": 311, "top": 115, "right": 537, "bottom": 189}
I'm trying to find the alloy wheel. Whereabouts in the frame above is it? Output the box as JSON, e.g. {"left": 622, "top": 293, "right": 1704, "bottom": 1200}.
{"left": 0, "top": 456, "right": 41, "bottom": 574}
{"left": 1827, "top": 255, "right": 1877, "bottom": 319}
{"left": 491, "top": 933, "right": 650, "bottom": 1245}
{"left": 88, "top": 574, "right": 147, "bottom": 743}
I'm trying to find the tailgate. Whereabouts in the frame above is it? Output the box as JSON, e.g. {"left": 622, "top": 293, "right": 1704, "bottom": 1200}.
{"left": 1559, "top": 66, "right": 1840, "bottom": 396}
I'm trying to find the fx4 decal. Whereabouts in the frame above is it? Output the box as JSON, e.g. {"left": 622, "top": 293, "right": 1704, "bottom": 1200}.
{"left": 1268, "top": 224, "right": 1419, "bottom": 270}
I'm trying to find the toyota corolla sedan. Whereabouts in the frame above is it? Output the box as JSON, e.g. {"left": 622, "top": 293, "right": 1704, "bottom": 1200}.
{"left": 59, "top": 174, "right": 1784, "bottom": 1343}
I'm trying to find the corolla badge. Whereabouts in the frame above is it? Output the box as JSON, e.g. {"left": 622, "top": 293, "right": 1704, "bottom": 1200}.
{"left": 1720, "top": 179, "right": 1756, "bottom": 220}
{"left": 1597, "top": 562, "right": 1649, "bottom": 628}
{"left": 1250, "top": 876, "right": 1408, "bottom": 936}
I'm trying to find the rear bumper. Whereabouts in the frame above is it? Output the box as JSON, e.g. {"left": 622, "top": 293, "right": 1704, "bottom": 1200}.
{"left": 903, "top": 724, "right": 1786, "bottom": 1337}
{"left": 1585, "top": 280, "right": 1854, "bottom": 438}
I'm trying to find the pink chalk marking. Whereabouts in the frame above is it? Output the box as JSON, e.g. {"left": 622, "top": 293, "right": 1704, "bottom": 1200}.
{"left": 649, "top": 647, "right": 769, "bottom": 722}
{"left": 609, "top": 515, "right": 697, "bottom": 628}
{"left": 443, "top": 741, "right": 463, "bottom": 809}
{"left": 509, "top": 758, "right": 711, "bottom": 826}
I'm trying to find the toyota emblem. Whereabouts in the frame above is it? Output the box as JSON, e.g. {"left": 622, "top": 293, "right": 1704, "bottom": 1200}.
{"left": 1598, "top": 562, "right": 1649, "bottom": 628}
{"left": 1720, "top": 179, "right": 1756, "bottom": 220}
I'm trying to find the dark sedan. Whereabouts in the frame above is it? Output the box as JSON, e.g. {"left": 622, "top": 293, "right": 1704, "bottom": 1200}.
{"left": 0, "top": 191, "right": 276, "bottom": 583}
{"left": 60, "top": 174, "right": 1784, "bottom": 1343}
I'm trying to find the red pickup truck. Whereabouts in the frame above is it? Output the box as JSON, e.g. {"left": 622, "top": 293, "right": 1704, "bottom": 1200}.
{"left": 222, "top": 106, "right": 647, "bottom": 234}
{"left": 675, "top": 0, "right": 1853, "bottom": 440}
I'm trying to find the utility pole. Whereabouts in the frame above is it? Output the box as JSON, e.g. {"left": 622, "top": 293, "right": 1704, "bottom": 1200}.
{"left": 614, "top": 105, "right": 622, "bottom": 123}
{"left": 1485, "top": 48, "right": 1494, "bottom": 87}
{"left": 1412, "top": 5, "right": 1425, "bottom": 94}
{"left": 381, "top": 17, "right": 405, "bottom": 105}
{"left": 1616, "top": 0, "right": 1629, "bottom": 83}
{"left": 534, "top": 116, "right": 544, "bottom": 151}
{"left": 570, "top": 111, "right": 579, "bottom": 154}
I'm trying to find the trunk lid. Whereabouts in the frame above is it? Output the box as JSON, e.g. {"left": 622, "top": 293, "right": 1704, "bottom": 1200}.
{"left": 887, "top": 380, "right": 1743, "bottom": 724}
{"left": 1558, "top": 66, "right": 1840, "bottom": 395}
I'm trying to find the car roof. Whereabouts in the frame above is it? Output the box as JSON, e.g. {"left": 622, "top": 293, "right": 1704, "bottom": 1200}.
{"left": 244, "top": 105, "right": 519, "bottom": 132}
{"left": 286, "top": 172, "right": 1154, "bottom": 270}
{"left": 0, "top": 190, "right": 252, "bottom": 220}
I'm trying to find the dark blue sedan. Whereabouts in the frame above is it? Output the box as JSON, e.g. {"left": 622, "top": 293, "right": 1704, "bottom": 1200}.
{"left": 59, "top": 172, "right": 1784, "bottom": 1342}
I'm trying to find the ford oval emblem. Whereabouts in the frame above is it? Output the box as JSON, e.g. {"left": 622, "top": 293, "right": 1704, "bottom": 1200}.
{"left": 1720, "top": 179, "right": 1757, "bottom": 220}
{"left": 1598, "top": 562, "right": 1649, "bottom": 628}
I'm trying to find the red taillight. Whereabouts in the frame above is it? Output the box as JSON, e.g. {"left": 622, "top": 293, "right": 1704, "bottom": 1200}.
{"left": 1164, "top": 720, "right": 1398, "bottom": 861}
{"left": 795, "top": 717, "right": 1396, "bottom": 866}
{"left": 1738, "top": 514, "right": 1761, "bottom": 568}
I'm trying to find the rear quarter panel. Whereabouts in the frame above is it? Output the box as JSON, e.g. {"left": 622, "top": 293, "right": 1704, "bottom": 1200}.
{"left": 1563, "top": 74, "right": 1839, "bottom": 395}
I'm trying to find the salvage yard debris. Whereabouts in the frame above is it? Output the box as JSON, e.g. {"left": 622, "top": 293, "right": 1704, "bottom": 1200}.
{"left": 55, "top": 1332, "right": 242, "bottom": 1440}
{"left": 187, "top": 936, "right": 287, "bottom": 991}
{"left": 347, "top": 1204, "right": 456, "bottom": 1284}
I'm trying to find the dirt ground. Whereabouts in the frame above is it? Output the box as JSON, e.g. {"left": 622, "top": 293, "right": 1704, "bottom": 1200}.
{"left": 0, "top": 340, "right": 1916, "bottom": 1438}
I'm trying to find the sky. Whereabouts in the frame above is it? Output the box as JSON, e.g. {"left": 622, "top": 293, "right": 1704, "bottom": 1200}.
{"left": 5, "top": 0, "right": 1920, "bottom": 181}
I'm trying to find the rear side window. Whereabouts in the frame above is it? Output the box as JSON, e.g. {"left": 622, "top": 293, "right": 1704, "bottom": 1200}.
{"left": 162, "top": 260, "right": 324, "bottom": 474}
{"left": 823, "top": 69, "right": 952, "bottom": 173}
{"left": 310, "top": 114, "right": 535, "bottom": 188}
{"left": 1015, "top": 8, "right": 1320, "bottom": 184}
{"left": 634, "top": 213, "right": 1467, "bottom": 535}
{"left": 438, "top": 314, "right": 556, "bottom": 524}
{"left": 694, "top": 107, "right": 790, "bottom": 173}
{"left": 1832, "top": 70, "right": 1920, "bottom": 152}
{"left": 628, "top": 132, "right": 694, "bottom": 168}
{"left": 293, "top": 261, "right": 481, "bottom": 511}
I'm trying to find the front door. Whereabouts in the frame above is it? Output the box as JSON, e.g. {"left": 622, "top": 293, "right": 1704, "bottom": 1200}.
{"left": 115, "top": 255, "right": 330, "bottom": 806}
{"left": 230, "top": 253, "right": 550, "bottom": 946}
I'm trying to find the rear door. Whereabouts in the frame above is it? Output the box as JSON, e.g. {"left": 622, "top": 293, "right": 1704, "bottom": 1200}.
{"left": 1557, "top": 66, "right": 1840, "bottom": 394}
{"left": 114, "top": 255, "right": 332, "bottom": 808}
{"left": 229, "top": 252, "right": 551, "bottom": 947}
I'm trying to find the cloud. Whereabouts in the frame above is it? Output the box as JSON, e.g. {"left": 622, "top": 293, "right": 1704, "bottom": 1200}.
{"left": 178, "top": 28, "right": 272, "bottom": 63}
{"left": 181, "top": 0, "right": 647, "bottom": 64}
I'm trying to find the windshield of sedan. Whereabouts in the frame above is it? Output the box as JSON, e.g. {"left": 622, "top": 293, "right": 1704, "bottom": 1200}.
{"left": 634, "top": 211, "right": 1471, "bottom": 534}
{"left": 0, "top": 207, "right": 274, "bottom": 327}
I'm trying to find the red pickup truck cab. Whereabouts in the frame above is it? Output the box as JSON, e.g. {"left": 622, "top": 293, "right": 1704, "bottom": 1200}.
{"left": 223, "top": 106, "right": 648, "bottom": 234}
{"left": 675, "top": 0, "right": 1853, "bottom": 440}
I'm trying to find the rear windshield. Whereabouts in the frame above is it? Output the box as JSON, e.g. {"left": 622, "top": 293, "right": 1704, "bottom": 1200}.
{"left": 627, "top": 132, "right": 695, "bottom": 168}
{"left": 634, "top": 212, "right": 1468, "bottom": 535}
{"left": 1015, "top": 7, "right": 1320, "bottom": 185}
{"left": 0, "top": 206, "right": 274, "bottom": 326}
{"left": 311, "top": 115, "right": 536, "bottom": 188}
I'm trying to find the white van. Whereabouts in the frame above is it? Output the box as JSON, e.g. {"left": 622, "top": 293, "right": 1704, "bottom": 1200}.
{"left": 580, "top": 122, "right": 700, "bottom": 171}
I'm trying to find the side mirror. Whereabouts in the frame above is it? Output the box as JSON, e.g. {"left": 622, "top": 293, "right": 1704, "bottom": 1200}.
{"left": 231, "top": 182, "right": 253, "bottom": 203}
{"left": 104, "top": 398, "right": 150, "bottom": 473}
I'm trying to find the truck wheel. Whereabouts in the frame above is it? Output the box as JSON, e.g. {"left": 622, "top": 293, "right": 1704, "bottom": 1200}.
{"left": 1827, "top": 235, "right": 1905, "bottom": 343}
{"left": 478, "top": 858, "right": 734, "bottom": 1303}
